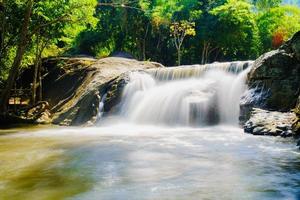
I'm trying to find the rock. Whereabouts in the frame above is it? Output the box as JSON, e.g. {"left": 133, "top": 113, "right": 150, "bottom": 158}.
{"left": 239, "top": 87, "right": 270, "bottom": 125}
{"left": 241, "top": 31, "right": 300, "bottom": 125}
{"left": 35, "top": 110, "right": 51, "bottom": 124}
{"left": 244, "top": 121, "right": 255, "bottom": 133}
{"left": 281, "top": 130, "right": 293, "bottom": 138}
{"left": 252, "top": 127, "right": 267, "bottom": 135}
{"left": 247, "top": 48, "right": 299, "bottom": 111}
{"left": 25, "top": 101, "right": 52, "bottom": 124}
{"left": 0, "top": 101, "right": 52, "bottom": 126}
{"left": 244, "top": 108, "right": 297, "bottom": 137}
{"left": 46, "top": 57, "right": 163, "bottom": 126}
{"left": 292, "top": 96, "right": 300, "bottom": 137}
{"left": 276, "top": 124, "right": 288, "bottom": 131}
{"left": 281, "top": 31, "right": 300, "bottom": 61}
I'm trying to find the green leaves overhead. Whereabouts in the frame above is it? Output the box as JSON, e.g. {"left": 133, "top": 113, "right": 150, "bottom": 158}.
{"left": 210, "top": 0, "right": 261, "bottom": 58}
{"left": 138, "top": 0, "right": 200, "bottom": 26}
{"left": 1, "top": 0, "right": 300, "bottom": 82}
{"left": 257, "top": 5, "right": 300, "bottom": 50}
{"left": 0, "top": 0, "right": 98, "bottom": 81}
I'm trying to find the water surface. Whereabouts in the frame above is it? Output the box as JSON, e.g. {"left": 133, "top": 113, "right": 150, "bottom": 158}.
{"left": 0, "top": 125, "right": 299, "bottom": 200}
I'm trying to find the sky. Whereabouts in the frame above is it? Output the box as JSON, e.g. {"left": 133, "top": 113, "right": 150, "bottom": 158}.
{"left": 283, "top": 0, "right": 300, "bottom": 6}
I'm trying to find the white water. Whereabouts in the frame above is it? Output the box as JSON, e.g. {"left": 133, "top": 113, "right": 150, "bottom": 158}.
{"left": 116, "top": 61, "right": 253, "bottom": 126}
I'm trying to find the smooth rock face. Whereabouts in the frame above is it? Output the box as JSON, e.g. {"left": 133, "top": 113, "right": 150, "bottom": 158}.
{"left": 47, "top": 57, "right": 163, "bottom": 126}
{"left": 244, "top": 108, "right": 297, "bottom": 137}
{"left": 247, "top": 47, "right": 300, "bottom": 111}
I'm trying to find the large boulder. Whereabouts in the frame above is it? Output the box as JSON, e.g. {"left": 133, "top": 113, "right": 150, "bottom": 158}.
{"left": 44, "top": 57, "right": 163, "bottom": 126}
{"left": 247, "top": 34, "right": 300, "bottom": 111}
{"left": 242, "top": 31, "right": 300, "bottom": 137}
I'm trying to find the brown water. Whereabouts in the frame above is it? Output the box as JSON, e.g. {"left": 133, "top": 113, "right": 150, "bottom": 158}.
{"left": 0, "top": 125, "right": 300, "bottom": 200}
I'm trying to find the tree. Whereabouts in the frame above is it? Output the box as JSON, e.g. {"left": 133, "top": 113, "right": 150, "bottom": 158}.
{"left": 0, "top": 0, "right": 34, "bottom": 113}
{"left": 30, "top": 0, "right": 97, "bottom": 104}
{"left": 210, "top": 0, "right": 261, "bottom": 60}
{"left": 0, "top": 0, "right": 98, "bottom": 113}
{"left": 256, "top": 5, "right": 300, "bottom": 51}
{"left": 170, "top": 21, "right": 196, "bottom": 65}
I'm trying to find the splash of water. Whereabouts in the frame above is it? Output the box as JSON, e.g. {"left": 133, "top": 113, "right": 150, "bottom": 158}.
{"left": 114, "top": 61, "right": 253, "bottom": 126}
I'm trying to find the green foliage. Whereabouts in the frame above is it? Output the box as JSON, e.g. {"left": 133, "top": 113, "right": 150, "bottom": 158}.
{"left": 0, "top": 0, "right": 98, "bottom": 81}
{"left": 1, "top": 0, "right": 300, "bottom": 81}
{"left": 210, "top": 0, "right": 261, "bottom": 59}
{"left": 170, "top": 20, "right": 196, "bottom": 65}
{"left": 256, "top": 5, "right": 300, "bottom": 50}
{"left": 254, "top": 0, "right": 282, "bottom": 10}
{"left": 73, "top": 0, "right": 300, "bottom": 65}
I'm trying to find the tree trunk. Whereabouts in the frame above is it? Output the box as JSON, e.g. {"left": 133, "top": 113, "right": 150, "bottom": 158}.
{"left": 32, "top": 32, "right": 40, "bottom": 105}
{"left": 0, "top": 0, "right": 6, "bottom": 56}
{"left": 38, "top": 61, "right": 42, "bottom": 102}
{"left": 201, "top": 41, "right": 207, "bottom": 64}
{"left": 0, "top": 0, "right": 33, "bottom": 113}
{"left": 142, "top": 23, "right": 149, "bottom": 61}
{"left": 177, "top": 47, "right": 181, "bottom": 66}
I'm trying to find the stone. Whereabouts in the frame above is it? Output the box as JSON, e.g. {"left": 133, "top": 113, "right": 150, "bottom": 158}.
{"left": 247, "top": 49, "right": 299, "bottom": 111}
{"left": 252, "top": 127, "right": 268, "bottom": 135}
{"left": 281, "top": 130, "right": 293, "bottom": 138}
{"left": 241, "top": 31, "right": 300, "bottom": 128}
{"left": 45, "top": 57, "right": 163, "bottom": 126}
{"left": 244, "top": 108, "right": 297, "bottom": 137}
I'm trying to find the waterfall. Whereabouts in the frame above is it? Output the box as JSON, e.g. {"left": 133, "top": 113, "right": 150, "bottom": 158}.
{"left": 148, "top": 61, "right": 249, "bottom": 81}
{"left": 114, "top": 61, "right": 253, "bottom": 126}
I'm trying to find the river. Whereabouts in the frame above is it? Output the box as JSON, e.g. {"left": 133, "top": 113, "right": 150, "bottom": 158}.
{"left": 0, "top": 125, "right": 299, "bottom": 200}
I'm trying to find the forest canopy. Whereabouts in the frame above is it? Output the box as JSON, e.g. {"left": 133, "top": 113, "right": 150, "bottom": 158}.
{"left": 0, "top": 0, "right": 300, "bottom": 83}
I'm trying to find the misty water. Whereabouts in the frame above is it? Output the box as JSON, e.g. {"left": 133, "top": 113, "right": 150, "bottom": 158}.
{"left": 1, "top": 62, "right": 300, "bottom": 200}
{"left": 1, "top": 126, "right": 300, "bottom": 200}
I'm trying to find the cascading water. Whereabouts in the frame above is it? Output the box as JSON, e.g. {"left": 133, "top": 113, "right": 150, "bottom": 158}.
{"left": 115, "top": 61, "right": 253, "bottom": 126}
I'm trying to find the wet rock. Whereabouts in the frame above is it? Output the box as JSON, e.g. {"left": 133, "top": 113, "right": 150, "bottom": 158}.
{"left": 281, "top": 130, "right": 293, "bottom": 138}
{"left": 239, "top": 87, "right": 270, "bottom": 125}
{"left": 241, "top": 31, "right": 300, "bottom": 127}
{"left": 103, "top": 74, "right": 129, "bottom": 113}
{"left": 247, "top": 48, "right": 300, "bottom": 111}
{"left": 244, "top": 108, "right": 297, "bottom": 137}
{"left": 49, "top": 57, "right": 163, "bottom": 126}
{"left": 292, "top": 96, "right": 300, "bottom": 137}
{"left": 26, "top": 101, "right": 52, "bottom": 124}
{"left": 35, "top": 109, "right": 51, "bottom": 124}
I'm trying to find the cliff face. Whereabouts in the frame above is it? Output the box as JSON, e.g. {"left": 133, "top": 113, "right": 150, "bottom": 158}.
{"left": 242, "top": 31, "right": 300, "bottom": 137}
{"left": 38, "top": 57, "right": 163, "bottom": 126}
